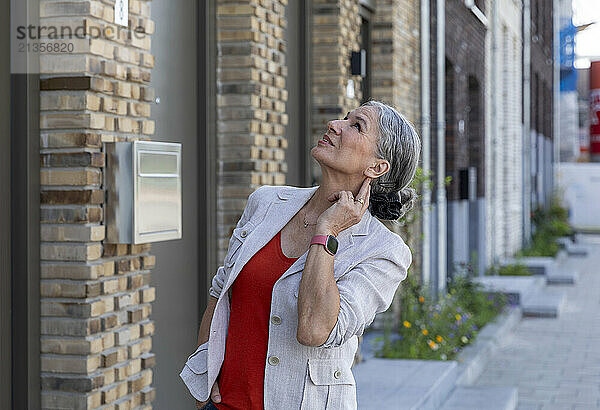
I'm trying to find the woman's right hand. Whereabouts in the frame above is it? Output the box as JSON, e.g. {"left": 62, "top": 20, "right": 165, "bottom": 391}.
{"left": 195, "top": 381, "right": 221, "bottom": 408}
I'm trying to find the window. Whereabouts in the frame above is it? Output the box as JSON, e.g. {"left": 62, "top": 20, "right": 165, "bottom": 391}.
{"left": 359, "top": 1, "right": 373, "bottom": 102}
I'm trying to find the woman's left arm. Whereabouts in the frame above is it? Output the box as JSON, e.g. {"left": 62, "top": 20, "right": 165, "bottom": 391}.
{"left": 297, "top": 241, "right": 411, "bottom": 348}
{"left": 296, "top": 238, "right": 340, "bottom": 346}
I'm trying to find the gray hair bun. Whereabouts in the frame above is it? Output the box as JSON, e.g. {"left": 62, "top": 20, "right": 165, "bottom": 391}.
{"left": 361, "top": 100, "right": 421, "bottom": 221}
{"left": 370, "top": 186, "right": 418, "bottom": 220}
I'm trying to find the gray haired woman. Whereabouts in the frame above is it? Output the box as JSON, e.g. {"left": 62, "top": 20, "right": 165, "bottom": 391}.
{"left": 181, "top": 100, "right": 421, "bottom": 410}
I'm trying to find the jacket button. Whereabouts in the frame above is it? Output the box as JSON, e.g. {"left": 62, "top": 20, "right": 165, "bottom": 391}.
{"left": 240, "top": 230, "right": 248, "bottom": 238}
{"left": 271, "top": 315, "right": 282, "bottom": 325}
{"left": 268, "top": 356, "right": 280, "bottom": 366}
{"left": 334, "top": 370, "right": 342, "bottom": 379}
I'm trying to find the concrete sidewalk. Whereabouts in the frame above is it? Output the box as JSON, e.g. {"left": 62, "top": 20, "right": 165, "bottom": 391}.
{"left": 474, "top": 235, "right": 600, "bottom": 410}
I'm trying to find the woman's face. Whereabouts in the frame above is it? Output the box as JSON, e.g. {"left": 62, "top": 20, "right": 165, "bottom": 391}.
{"left": 311, "top": 106, "right": 384, "bottom": 178}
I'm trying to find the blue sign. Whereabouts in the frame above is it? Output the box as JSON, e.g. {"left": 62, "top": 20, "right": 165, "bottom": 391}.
{"left": 560, "top": 21, "right": 578, "bottom": 92}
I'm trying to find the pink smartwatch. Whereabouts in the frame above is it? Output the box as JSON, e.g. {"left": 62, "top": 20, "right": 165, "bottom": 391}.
{"left": 310, "top": 235, "right": 339, "bottom": 256}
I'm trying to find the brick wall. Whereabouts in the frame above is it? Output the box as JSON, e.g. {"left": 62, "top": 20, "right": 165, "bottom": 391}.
{"left": 530, "top": 0, "right": 553, "bottom": 140}
{"left": 485, "top": 0, "right": 526, "bottom": 264}
{"left": 215, "top": 0, "right": 289, "bottom": 264}
{"left": 372, "top": 0, "right": 421, "bottom": 127}
{"left": 39, "top": 0, "right": 157, "bottom": 408}
{"left": 497, "top": 0, "right": 523, "bottom": 259}
{"left": 310, "top": 0, "right": 362, "bottom": 182}
{"left": 431, "top": 0, "right": 486, "bottom": 202}
{"left": 370, "top": 0, "right": 422, "bottom": 327}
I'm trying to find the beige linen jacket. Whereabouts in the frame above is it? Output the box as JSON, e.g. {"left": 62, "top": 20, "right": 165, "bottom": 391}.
{"left": 180, "top": 185, "right": 412, "bottom": 409}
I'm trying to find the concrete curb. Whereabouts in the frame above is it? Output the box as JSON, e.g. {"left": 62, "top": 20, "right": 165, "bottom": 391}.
{"left": 454, "top": 305, "right": 522, "bottom": 386}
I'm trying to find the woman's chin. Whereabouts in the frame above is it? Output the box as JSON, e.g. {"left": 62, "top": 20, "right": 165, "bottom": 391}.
{"left": 310, "top": 145, "right": 321, "bottom": 159}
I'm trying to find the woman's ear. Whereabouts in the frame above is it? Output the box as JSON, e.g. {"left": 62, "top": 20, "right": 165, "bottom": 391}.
{"left": 364, "top": 159, "right": 390, "bottom": 179}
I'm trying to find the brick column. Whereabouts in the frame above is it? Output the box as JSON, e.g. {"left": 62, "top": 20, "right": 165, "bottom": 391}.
{"left": 215, "top": 0, "right": 289, "bottom": 263}
{"left": 368, "top": 0, "right": 422, "bottom": 331}
{"left": 372, "top": 0, "right": 421, "bottom": 126}
{"left": 39, "top": 0, "right": 157, "bottom": 408}
{"left": 310, "top": 0, "right": 362, "bottom": 182}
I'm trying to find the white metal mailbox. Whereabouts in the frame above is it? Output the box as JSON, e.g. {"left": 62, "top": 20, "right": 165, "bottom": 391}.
{"left": 105, "top": 141, "right": 182, "bottom": 244}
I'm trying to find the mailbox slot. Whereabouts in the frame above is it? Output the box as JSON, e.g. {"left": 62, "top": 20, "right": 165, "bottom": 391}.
{"left": 105, "top": 141, "right": 182, "bottom": 244}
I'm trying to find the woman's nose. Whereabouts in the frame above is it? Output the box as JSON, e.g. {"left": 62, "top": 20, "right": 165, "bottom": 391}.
{"left": 327, "top": 120, "right": 342, "bottom": 134}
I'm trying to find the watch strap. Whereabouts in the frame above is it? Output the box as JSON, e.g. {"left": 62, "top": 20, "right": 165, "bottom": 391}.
{"left": 310, "top": 235, "right": 328, "bottom": 247}
{"left": 310, "top": 235, "right": 335, "bottom": 255}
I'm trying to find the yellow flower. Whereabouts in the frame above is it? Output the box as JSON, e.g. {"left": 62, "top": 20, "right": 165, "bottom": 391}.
{"left": 403, "top": 321, "right": 412, "bottom": 328}
{"left": 433, "top": 312, "right": 439, "bottom": 318}
{"left": 427, "top": 340, "right": 438, "bottom": 350}
{"left": 436, "top": 335, "right": 443, "bottom": 343}
{"left": 455, "top": 314, "right": 462, "bottom": 321}
{"left": 422, "top": 329, "right": 428, "bottom": 335}
{"left": 418, "top": 296, "right": 425, "bottom": 303}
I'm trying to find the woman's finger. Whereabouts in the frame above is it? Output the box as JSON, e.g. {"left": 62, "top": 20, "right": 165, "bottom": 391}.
{"left": 211, "top": 381, "right": 222, "bottom": 403}
{"left": 355, "top": 178, "right": 371, "bottom": 211}
{"left": 361, "top": 185, "right": 371, "bottom": 212}
{"left": 327, "top": 191, "right": 343, "bottom": 202}
{"left": 357, "top": 177, "right": 371, "bottom": 201}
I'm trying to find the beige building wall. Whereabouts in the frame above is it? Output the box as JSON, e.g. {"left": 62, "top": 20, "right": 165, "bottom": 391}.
{"left": 372, "top": 0, "right": 421, "bottom": 127}
{"left": 310, "top": 0, "right": 363, "bottom": 182}
{"left": 215, "top": 0, "right": 290, "bottom": 264}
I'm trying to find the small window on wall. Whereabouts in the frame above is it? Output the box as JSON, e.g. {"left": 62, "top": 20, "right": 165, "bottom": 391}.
{"left": 359, "top": 0, "right": 374, "bottom": 103}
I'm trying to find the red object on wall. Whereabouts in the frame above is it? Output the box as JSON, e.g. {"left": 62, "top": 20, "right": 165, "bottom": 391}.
{"left": 591, "top": 61, "right": 600, "bottom": 155}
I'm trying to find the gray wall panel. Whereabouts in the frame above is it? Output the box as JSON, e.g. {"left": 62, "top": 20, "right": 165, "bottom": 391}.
{"left": 150, "top": 1, "right": 203, "bottom": 407}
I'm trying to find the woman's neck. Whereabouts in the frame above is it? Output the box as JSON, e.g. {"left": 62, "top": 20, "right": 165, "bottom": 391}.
{"left": 303, "top": 174, "right": 365, "bottom": 219}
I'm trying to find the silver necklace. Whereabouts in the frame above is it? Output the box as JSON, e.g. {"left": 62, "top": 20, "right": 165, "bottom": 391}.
{"left": 302, "top": 211, "right": 318, "bottom": 228}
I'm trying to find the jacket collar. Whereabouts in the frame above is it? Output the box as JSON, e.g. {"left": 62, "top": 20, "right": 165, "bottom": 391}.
{"left": 275, "top": 185, "right": 372, "bottom": 239}
{"left": 222, "top": 185, "right": 373, "bottom": 293}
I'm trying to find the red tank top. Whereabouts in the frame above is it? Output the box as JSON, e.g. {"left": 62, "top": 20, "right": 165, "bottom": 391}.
{"left": 214, "top": 230, "right": 298, "bottom": 410}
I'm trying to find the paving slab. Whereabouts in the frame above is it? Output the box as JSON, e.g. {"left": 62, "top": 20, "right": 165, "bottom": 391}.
{"left": 557, "top": 237, "right": 589, "bottom": 257}
{"left": 354, "top": 358, "right": 457, "bottom": 410}
{"left": 440, "top": 386, "right": 518, "bottom": 410}
{"left": 521, "top": 290, "right": 566, "bottom": 318}
{"left": 545, "top": 269, "right": 579, "bottom": 285}
{"left": 475, "top": 236, "right": 600, "bottom": 409}
{"left": 473, "top": 276, "right": 545, "bottom": 305}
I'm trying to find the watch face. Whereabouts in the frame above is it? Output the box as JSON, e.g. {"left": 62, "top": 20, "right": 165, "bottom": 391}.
{"left": 326, "top": 235, "right": 338, "bottom": 255}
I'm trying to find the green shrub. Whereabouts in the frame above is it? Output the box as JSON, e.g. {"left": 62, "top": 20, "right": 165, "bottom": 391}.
{"left": 486, "top": 263, "right": 531, "bottom": 276}
{"left": 519, "top": 197, "right": 572, "bottom": 257}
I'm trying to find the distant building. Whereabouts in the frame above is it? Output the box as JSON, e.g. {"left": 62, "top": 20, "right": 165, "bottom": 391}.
{"left": 577, "top": 67, "right": 591, "bottom": 160}
{"left": 428, "top": 0, "right": 488, "bottom": 281}
{"left": 486, "top": 0, "right": 525, "bottom": 267}
{"left": 559, "top": 0, "right": 581, "bottom": 162}
{"left": 528, "top": 0, "right": 555, "bottom": 210}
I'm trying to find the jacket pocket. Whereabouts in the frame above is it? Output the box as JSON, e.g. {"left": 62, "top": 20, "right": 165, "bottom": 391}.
{"left": 179, "top": 341, "right": 209, "bottom": 402}
{"left": 300, "top": 358, "right": 356, "bottom": 410}
{"left": 224, "top": 222, "right": 255, "bottom": 268}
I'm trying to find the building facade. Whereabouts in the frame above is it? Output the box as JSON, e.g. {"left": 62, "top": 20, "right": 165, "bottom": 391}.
{"left": 3, "top": 0, "right": 424, "bottom": 408}
{"left": 529, "top": 0, "right": 555, "bottom": 210}
{"left": 4, "top": 0, "right": 561, "bottom": 408}
{"left": 428, "top": 0, "right": 487, "bottom": 279}
{"left": 486, "top": 0, "right": 524, "bottom": 264}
